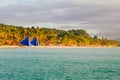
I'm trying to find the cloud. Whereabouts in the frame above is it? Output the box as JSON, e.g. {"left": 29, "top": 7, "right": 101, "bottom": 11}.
{"left": 0, "top": 0, "right": 120, "bottom": 39}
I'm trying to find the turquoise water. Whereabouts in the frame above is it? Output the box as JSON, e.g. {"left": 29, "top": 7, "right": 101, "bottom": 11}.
{"left": 0, "top": 48, "right": 120, "bottom": 80}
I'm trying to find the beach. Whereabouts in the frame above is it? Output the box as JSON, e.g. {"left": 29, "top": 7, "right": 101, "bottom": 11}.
{"left": 0, "top": 45, "right": 119, "bottom": 48}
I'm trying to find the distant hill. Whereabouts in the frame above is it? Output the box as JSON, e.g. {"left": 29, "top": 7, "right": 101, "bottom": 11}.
{"left": 115, "top": 38, "right": 120, "bottom": 41}
{"left": 0, "top": 23, "right": 119, "bottom": 47}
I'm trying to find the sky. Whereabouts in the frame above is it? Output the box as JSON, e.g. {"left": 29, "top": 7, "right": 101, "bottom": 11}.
{"left": 0, "top": 0, "right": 120, "bottom": 39}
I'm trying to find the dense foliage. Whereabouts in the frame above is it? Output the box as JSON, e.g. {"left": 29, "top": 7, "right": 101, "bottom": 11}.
{"left": 0, "top": 23, "right": 119, "bottom": 46}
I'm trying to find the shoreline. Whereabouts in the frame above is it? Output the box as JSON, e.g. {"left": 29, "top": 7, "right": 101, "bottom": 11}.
{"left": 0, "top": 45, "right": 119, "bottom": 48}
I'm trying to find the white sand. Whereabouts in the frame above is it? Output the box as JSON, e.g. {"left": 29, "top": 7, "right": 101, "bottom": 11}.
{"left": 0, "top": 45, "right": 119, "bottom": 48}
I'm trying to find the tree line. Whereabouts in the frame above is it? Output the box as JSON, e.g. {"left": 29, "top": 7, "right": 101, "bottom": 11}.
{"left": 0, "top": 23, "right": 119, "bottom": 47}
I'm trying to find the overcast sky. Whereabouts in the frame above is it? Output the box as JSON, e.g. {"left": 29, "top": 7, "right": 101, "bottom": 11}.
{"left": 0, "top": 0, "right": 120, "bottom": 39}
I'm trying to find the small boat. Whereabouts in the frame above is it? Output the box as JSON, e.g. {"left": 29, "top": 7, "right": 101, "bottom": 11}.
{"left": 20, "top": 37, "right": 31, "bottom": 46}
{"left": 20, "top": 37, "right": 40, "bottom": 46}
{"left": 31, "top": 38, "right": 40, "bottom": 46}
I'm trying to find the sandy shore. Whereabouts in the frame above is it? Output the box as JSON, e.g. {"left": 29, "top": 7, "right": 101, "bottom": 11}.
{"left": 0, "top": 45, "right": 119, "bottom": 48}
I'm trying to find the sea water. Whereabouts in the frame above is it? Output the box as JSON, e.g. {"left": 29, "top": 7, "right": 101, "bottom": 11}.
{"left": 0, "top": 48, "right": 120, "bottom": 80}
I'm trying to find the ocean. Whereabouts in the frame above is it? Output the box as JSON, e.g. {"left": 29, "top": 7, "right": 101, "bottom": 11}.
{"left": 0, "top": 48, "right": 120, "bottom": 80}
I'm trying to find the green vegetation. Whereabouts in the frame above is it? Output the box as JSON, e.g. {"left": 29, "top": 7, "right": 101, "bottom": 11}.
{"left": 0, "top": 23, "right": 119, "bottom": 47}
